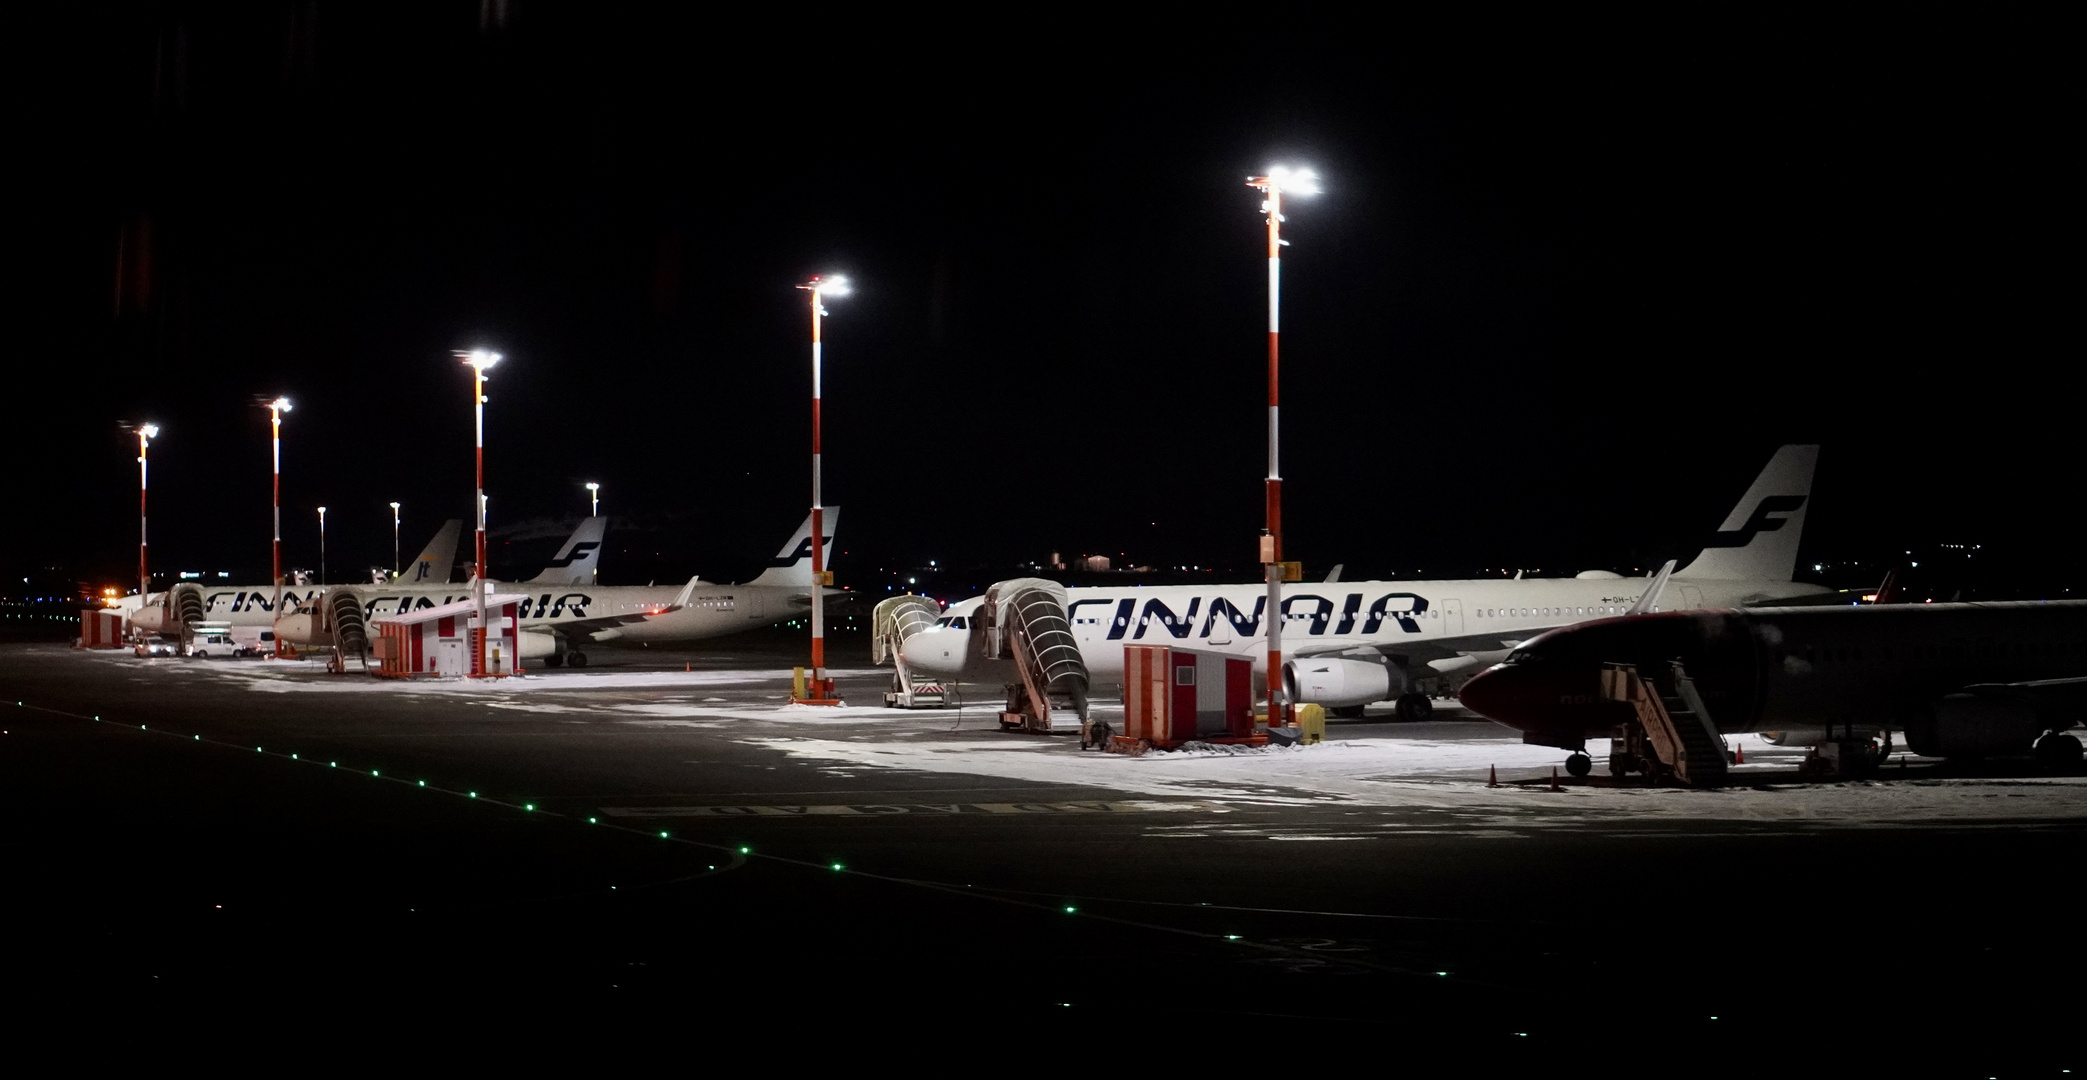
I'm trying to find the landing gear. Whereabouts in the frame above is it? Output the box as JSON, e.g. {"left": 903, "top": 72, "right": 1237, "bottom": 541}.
{"left": 1330, "top": 705, "right": 1366, "bottom": 720}
{"left": 1565, "top": 752, "right": 1593, "bottom": 778}
{"left": 2034, "top": 731, "right": 2083, "bottom": 768}
{"left": 542, "top": 654, "right": 564, "bottom": 668}
{"left": 1394, "top": 693, "right": 1433, "bottom": 723}
{"left": 567, "top": 651, "right": 588, "bottom": 668}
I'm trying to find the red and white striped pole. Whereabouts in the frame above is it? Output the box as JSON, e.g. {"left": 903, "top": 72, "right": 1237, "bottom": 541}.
{"left": 796, "top": 275, "right": 848, "bottom": 704}
{"left": 1246, "top": 167, "right": 1317, "bottom": 730}
{"left": 459, "top": 350, "right": 502, "bottom": 676}
{"left": 136, "top": 423, "right": 158, "bottom": 599}
{"left": 267, "top": 397, "right": 290, "bottom": 630}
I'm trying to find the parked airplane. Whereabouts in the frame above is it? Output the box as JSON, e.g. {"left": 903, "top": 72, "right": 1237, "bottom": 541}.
{"left": 273, "top": 510, "right": 840, "bottom": 667}
{"left": 127, "top": 519, "right": 474, "bottom": 637}
{"left": 899, "top": 446, "right": 1834, "bottom": 720}
{"left": 1456, "top": 600, "right": 2087, "bottom": 775}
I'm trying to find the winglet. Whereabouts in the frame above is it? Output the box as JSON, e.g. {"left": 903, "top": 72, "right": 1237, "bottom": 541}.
{"left": 1323, "top": 563, "right": 1344, "bottom": 583}
{"left": 669, "top": 574, "right": 702, "bottom": 611}
{"left": 1627, "top": 559, "right": 1678, "bottom": 615}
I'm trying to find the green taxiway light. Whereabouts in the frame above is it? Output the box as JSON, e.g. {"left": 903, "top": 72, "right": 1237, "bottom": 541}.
{"left": 659, "top": 831, "right": 669, "bottom": 839}
{"left": 524, "top": 804, "right": 534, "bottom": 811}
{"left": 1063, "top": 906, "right": 1076, "bottom": 914}
{"left": 140, "top": 724, "right": 146, "bottom": 729}
{"left": 193, "top": 735, "right": 199, "bottom": 741}
{"left": 1436, "top": 971, "right": 1449, "bottom": 977}
{"left": 831, "top": 863, "right": 844, "bottom": 872}
{"left": 587, "top": 817, "right": 597, "bottom": 823}
{"left": 256, "top": 747, "right": 262, "bottom": 752}
{"left": 469, "top": 792, "right": 477, "bottom": 798}
{"left": 330, "top": 761, "right": 337, "bottom": 768}
{"left": 739, "top": 846, "right": 750, "bottom": 854}
{"left": 291, "top": 754, "right": 298, "bottom": 759}
{"left": 418, "top": 780, "right": 426, "bottom": 787}
{"left": 1225, "top": 935, "right": 1241, "bottom": 941}
{"left": 371, "top": 770, "right": 379, "bottom": 776}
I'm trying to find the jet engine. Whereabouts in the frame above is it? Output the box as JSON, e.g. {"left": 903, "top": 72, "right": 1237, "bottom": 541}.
{"left": 1284, "top": 655, "right": 1397, "bottom": 709}
{"left": 518, "top": 629, "right": 559, "bottom": 661}
{"left": 1905, "top": 694, "right": 2046, "bottom": 758}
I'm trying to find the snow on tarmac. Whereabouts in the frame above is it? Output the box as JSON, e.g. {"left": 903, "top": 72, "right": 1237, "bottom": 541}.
{"left": 740, "top": 733, "right": 2087, "bottom": 827}
{"left": 138, "top": 652, "right": 2087, "bottom": 826}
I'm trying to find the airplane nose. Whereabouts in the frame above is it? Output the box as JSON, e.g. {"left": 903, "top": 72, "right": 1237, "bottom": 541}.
{"left": 900, "top": 630, "right": 960, "bottom": 676}
{"left": 1457, "top": 662, "right": 1548, "bottom": 733}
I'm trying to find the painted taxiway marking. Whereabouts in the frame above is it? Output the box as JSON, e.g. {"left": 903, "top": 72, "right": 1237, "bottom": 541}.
{"left": 599, "top": 800, "right": 1224, "bottom": 819}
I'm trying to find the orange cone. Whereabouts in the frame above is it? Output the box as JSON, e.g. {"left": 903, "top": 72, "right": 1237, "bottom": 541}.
{"left": 1488, "top": 765, "right": 1499, "bottom": 788}
{"left": 1734, "top": 743, "right": 1744, "bottom": 765}
{"left": 1550, "top": 767, "right": 1563, "bottom": 792}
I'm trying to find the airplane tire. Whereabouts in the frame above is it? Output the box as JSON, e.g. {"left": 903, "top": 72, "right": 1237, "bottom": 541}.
{"left": 543, "top": 654, "right": 564, "bottom": 668}
{"left": 568, "top": 651, "right": 588, "bottom": 668}
{"left": 1565, "top": 752, "right": 1593, "bottom": 778}
{"left": 1396, "top": 693, "right": 1433, "bottom": 723}
{"left": 1330, "top": 705, "right": 1366, "bottom": 720}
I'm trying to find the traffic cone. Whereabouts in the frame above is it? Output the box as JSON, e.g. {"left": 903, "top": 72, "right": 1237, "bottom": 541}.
{"left": 1734, "top": 743, "right": 1745, "bottom": 764}
{"left": 1488, "top": 764, "right": 1499, "bottom": 788}
{"left": 1550, "top": 767, "right": 1563, "bottom": 792}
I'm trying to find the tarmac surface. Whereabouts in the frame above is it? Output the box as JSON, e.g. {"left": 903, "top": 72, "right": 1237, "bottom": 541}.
{"left": 4, "top": 636, "right": 2081, "bottom": 1068}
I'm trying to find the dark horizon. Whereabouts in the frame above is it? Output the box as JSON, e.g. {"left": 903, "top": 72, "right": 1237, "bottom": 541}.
{"left": 13, "top": 9, "right": 2072, "bottom": 598}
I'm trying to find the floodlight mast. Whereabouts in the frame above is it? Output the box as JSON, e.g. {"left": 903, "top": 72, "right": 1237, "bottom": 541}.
{"left": 390, "top": 502, "right": 401, "bottom": 577}
{"left": 793, "top": 275, "right": 848, "bottom": 704}
{"left": 136, "top": 424, "right": 159, "bottom": 598}
{"left": 317, "top": 506, "right": 327, "bottom": 585}
{"left": 1245, "top": 166, "right": 1317, "bottom": 730}
{"left": 458, "top": 349, "right": 502, "bottom": 676}
{"left": 584, "top": 483, "right": 600, "bottom": 582}
{"left": 267, "top": 397, "right": 292, "bottom": 630}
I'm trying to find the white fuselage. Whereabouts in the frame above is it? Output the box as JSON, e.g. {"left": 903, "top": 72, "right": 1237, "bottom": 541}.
{"left": 901, "top": 576, "right": 1833, "bottom": 685}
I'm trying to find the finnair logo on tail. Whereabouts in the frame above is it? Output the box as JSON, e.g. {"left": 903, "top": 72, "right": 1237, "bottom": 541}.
{"left": 411, "top": 560, "right": 439, "bottom": 581}
{"left": 542, "top": 542, "right": 600, "bottom": 569}
{"left": 1705, "top": 495, "right": 1806, "bottom": 548}
{"left": 770, "top": 535, "right": 834, "bottom": 567}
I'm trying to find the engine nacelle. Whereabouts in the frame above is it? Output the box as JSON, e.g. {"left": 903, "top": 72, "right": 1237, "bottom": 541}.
{"left": 1284, "top": 656, "right": 1396, "bottom": 709}
{"left": 273, "top": 612, "right": 322, "bottom": 646}
{"left": 518, "top": 630, "right": 559, "bottom": 660}
{"left": 1758, "top": 727, "right": 1886, "bottom": 747}
{"left": 1904, "top": 695, "right": 2044, "bottom": 758}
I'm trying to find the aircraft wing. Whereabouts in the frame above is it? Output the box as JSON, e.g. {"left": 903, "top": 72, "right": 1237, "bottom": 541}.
{"left": 1959, "top": 676, "right": 2087, "bottom": 706}
{"left": 1291, "top": 629, "right": 1551, "bottom": 674}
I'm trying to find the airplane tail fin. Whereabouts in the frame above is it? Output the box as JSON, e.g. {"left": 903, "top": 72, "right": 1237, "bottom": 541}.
{"left": 403, "top": 520, "right": 463, "bottom": 585}
{"left": 1674, "top": 445, "right": 1819, "bottom": 581}
{"left": 527, "top": 516, "right": 608, "bottom": 585}
{"left": 745, "top": 508, "right": 840, "bottom": 588}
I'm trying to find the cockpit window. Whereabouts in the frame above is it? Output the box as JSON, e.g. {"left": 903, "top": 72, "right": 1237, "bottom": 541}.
{"left": 949, "top": 616, "right": 969, "bottom": 629}
{"left": 934, "top": 617, "right": 952, "bottom": 628}
{"left": 1506, "top": 648, "right": 1530, "bottom": 663}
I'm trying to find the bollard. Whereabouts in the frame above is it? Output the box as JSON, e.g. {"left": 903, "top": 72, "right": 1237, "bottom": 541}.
{"left": 1488, "top": 764, "right": 1499, "bottom": 789}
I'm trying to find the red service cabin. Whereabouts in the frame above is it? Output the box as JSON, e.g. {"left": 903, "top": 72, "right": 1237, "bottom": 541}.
{"left": 1120, "top": 644, "right": 1257, "bottom": 746}
{"left": 372, "top": 593, "right": 525, "bottom": 678}
{"left": 79, "top": 609, "right": 126, "bottom": 648}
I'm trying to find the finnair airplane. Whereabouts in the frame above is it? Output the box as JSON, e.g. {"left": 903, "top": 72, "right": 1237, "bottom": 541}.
{"left": 128, "top": 519, "right": 472, "bottom": 636}
{"left": 900, "top": 446, "right": 1834, "bottom": 720}
{"left": 274, "top": 510, "right": 841, "bottom": 667}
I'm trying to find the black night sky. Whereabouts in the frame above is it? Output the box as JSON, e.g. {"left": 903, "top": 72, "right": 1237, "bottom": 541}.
{"left": 12, "top": 8, "right": 2075, "bottom": 597}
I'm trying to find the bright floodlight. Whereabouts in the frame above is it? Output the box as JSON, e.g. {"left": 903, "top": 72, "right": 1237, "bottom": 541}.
{"left": 270, "top": 396, "right": 293, "bottom": 414}
{"left": 390, "top": 501, "right": 400, "bottom": 509}
{"left": 1261, "top": 165, "right": 1320, "bottom": 196}
{"left": 140, "top": 423, "right": 160, "bottom": 439}
{"left": 807, "top": 274, "right": 849, "bottom": 297}
{"left": 585, "top": 482, "right": 599, "bottom": 491}
{"left": 458, "top": 348, "right": 503, "bottom": 371}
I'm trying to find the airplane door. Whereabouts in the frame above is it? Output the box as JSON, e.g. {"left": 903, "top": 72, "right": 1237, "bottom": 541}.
{"left": 1441, "top": 598, "right": 1463, "bottom": 636}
